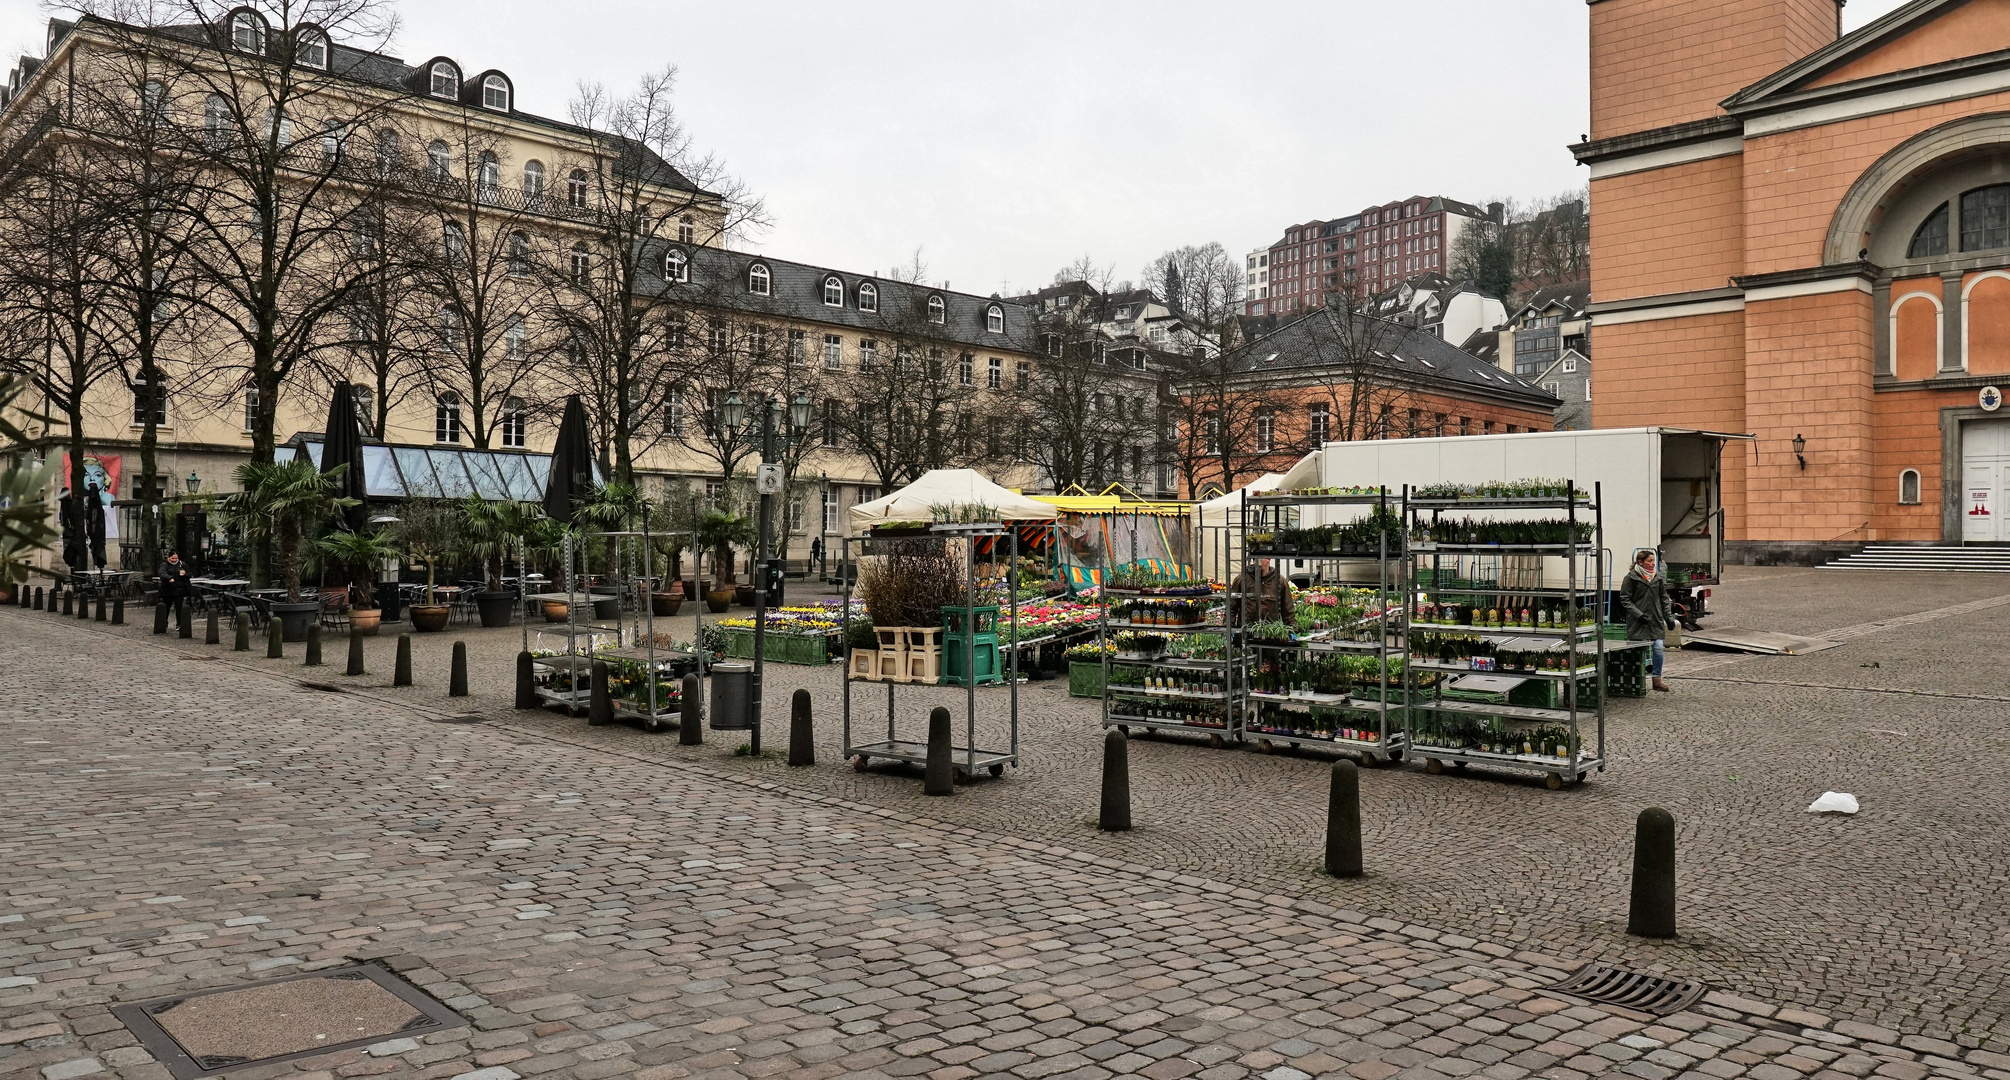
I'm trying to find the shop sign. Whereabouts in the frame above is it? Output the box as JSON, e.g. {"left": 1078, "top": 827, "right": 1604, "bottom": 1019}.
{"left": 1971, "top": 487, "right": 1993, "bottom": 518}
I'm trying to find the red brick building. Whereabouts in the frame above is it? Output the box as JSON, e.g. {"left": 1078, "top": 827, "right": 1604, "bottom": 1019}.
{"left": 1576, "top": 0, "right": 2010, "bottom": 558}
{"left": 1246, "top": 197, "right": 1498, "bottom": 317}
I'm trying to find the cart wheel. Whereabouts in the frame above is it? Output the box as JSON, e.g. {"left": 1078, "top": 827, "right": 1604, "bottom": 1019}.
{"left": 953, "top": 767, "right": 968, "bottom": 785}
{"left": 1452, "top": 760, "right": 1468, "bottom": 771}
{"left": 1116, "top": 725, "right": 1129, "bottom": 737}
{"left": 1208, "top": 733, "right": 1225, "bottom": 750}
{"left": 1387, "top": 748, "right": 1405, "bottom": 763}
{"left": 1356, "top": 752, "right": 1379, "bottom": 769}
{"left": 1425, "top": 758, "right": 1444, "bottom": 775}
{"left": 1545, "top": 773, "right": 1564, "bottom": 791}
{"left": 989, "top": 763, "right": 1004, "bottom": 777}
{"left": 852, "top": 755, "right": 869, "bottom": 773}
{"left": 1257, "top": 738, "right": 1274, "bottom": 755}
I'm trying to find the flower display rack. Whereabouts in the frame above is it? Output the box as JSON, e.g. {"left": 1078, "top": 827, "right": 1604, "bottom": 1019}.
{"left": 1097, "top": 583, "right": 1242, "bottom": 748}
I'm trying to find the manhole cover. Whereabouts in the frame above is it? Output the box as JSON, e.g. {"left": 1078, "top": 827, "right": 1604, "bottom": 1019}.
{"left": 1548, "top": 963, "right": 1707, "bottom": 1016}
{"left": 111, "top": 963, "right": 463, "bottom": 1078}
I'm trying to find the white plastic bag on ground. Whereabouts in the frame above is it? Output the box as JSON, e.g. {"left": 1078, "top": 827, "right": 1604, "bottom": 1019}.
{"left": 1807, "top": 791, "right": 1860, "bottom": 814}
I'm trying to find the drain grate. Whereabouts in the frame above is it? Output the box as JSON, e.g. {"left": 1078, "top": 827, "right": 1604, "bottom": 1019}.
{"left": 1547, "top": 963, "right": 1707, "bottom": 1016}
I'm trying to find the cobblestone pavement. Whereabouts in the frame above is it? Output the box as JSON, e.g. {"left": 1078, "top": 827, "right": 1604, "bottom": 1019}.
{"left": 9, "top": 564, "right": 2009, "bottom": 1064}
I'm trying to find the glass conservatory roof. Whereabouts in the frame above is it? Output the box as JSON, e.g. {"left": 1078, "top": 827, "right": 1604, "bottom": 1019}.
{"left": 290, "top": 437, "right": 590, "bottom": 501}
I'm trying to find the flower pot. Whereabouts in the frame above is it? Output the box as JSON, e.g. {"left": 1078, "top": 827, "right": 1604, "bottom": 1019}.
{"left": 706, "top": 588, "right": 734, "bottom": 614}
{"left": 408, "top": 604, "right": 451, "bottom": 633}
{"left": 591, "top": 598, "right": 620, "bottom": 621}
{"left": 350, "top": 608, "right": 382, "bottom": 636}
{"left": 734, "top": 584, "right": 756, "bottom": 607}
{"left": 682, "top": 579, "right": 698, "bottom": 601}
{"left": 542, "top": 599, "right": 571, "bottom": 623}
{"left": 651, "top": 592, "right": 683, "bottom": 617}
{"left": 270, "top": 601, "right": 321, "bottom": 642}
{"left": 475, "top": 590, "right": 516, "bottom": 628}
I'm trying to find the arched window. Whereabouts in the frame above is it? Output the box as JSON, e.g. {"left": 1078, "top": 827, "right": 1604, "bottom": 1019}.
{"left": 566, "top": 169, "right": 589, "bottom": 210}
{"left": 678, "top": 215, "right": 694, "bottom": 243}
{"left": 822, "top": 276, "right": 844, "bottom": 307}
{"left": 507, "top": 231, "right": 530, "bottom": 277}
{"left": 748, "top": 263, "right": 770, "bottom": 296}
{"left": 429, "top": 62, "right": 458, "bottom": 99}
{"left": 569, "top": 243, "right": 591, "bottom": 283}
{"left": 319, "top": 122, "right": 345, "bottom": 163}
{"left": 203, "top": 94, "right": 230, "bottom": 149}
{"left": 481, "top": 74, "right": 509, "bottom": 112}
{"left": 1899, "top": 468, "right": 1922, "bottom": 505}
{"left": 985, "top": 304, "right": 1005, "bottom": 333}
{"left": 521, "top": 160, "right": 544, "bottom": 206}
{"left": 501, "top": 396, "right": 526, "bottom": 448}
{"left": 426, "top": 140, "right": 450, "bottom": 181}
{"left": 231, "top": 11, "right": 265, "bottom": 53}
{"left": 926, "top": 295, "right": 945, "bottom": 324}
{"left": 857, "top": 281, "right": 878, "bottom": 313}
{"left": 443, "top": 221, "right": 467, "bottom": 265}
{"left": 435, "top": 391, "right": 462, "bottom": 443}
{"left": 294, "top": 27, "right": 327, "bottom": 69}
{"left": 663, "top": 248, "right": 688, "bottom": 283}
{"left": 1963, "top": 185, "right": 2010, "bottom": 251}
{"left": 1910, "top": 203, "right": 1950, "bottom": 259}
{"left": 477, "top": 151, "right": 499, "bottom": 202}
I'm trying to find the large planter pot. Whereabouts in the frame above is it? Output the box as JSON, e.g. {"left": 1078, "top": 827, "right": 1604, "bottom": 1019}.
{"left": 681, "top": 580, "right": 698, "bottom": 601}
{"left": 591, "top": 597, "right": 621, "bottom": 621}
{"left": 651, "top": 592, "right": 683, "bottom": 617}
{"left": 475, "top": 590, "right": 516, "bottom": 628}
{"left": 542, "top": 599, "right": 570, "bottom": 623}
{"left": 408, "top": 604, "right": 451, "bottom": 633}
{"left": 271, "top": 601, "right": 321, "bottom": 642}
{"left": 706, "top": 588, "right": 734, "bottom": 614}
{"left": 350, "top": 608, "right": 382, "bottom": 636}
{"left": 378, "top": 586, "right": 403, "bottom": 624}
{"left": 734, "top": 584, "right": 756, "bottom": 607}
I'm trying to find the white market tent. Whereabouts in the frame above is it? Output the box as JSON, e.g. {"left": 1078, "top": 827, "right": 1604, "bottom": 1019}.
{"left": 1192, "top": 471, "right": 1286, "bottom": 581}
{"left": 1195, "top": 471, "right": 1286, "bottom": 532}
{"left": 846, "top": 468, "right": 1058, "bottom": 535}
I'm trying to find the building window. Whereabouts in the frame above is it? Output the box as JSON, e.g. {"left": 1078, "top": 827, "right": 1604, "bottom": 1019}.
{"left": 1309, "top": 404, "right": 1329, "bottom": 445}
{"left": 823, "top": 334, "right": 843, "bottom": 370}
{"left": 482, "top": 74, "right": 510, "bottom": 111}
{"left": 566, "top": 169, "right": 589, "bottom": 209}
{"left": 522, "top": 160, "right": 545, "bottom": 206}
{"left": 435, "top": 392, "right": 462, "bottom": 443}
{"left": 1016, "top": 360, "right": 1030, "bottom": 390}
{"left": 1962, "top": 185, "right": 2010, "bottom": 251}
{"left": 1255, "top": 410, "right": 1274, "bottom": 453}
{"left": 678, "top": 216, "right": 694, "bottom": 243}
{"left": 1909, "top": 203, "right": 1949, "bottom": 259}
{"left": 1562, "top": 356, "right": 1577, "bottom": 373}
{"left": 204, "top": 94, "right": 231, "bottom": 149}
{"left": 748, "top": 263, "right": 770, "bottom": 295}
{"left": 438, "top": 306, "right": 462, "bottom": 350}
{"left": 705, "top": 480, "right": 724, "bottom": 506}
{"left": 822, "top": 399, "right": 841, "bottom": 447}
{"left": 985, "top": 304, "right": 1005, "bottom": 333}
{"left": 569, "top": 244, "right": 591, "bottom": 282}
{"left": 132, "top": 380, "right": 167, "bottom": 426}
{"left": 823, "top": 488, "right": 838, "bottom": 532}
{"left": 958, "top": 352, "right": 974, "bottom": 386}
{"left": 927, "top": 296, "right": 945, "bottom": 324}
{"left": 507, "top": 231, "right": 530, "bottom": 277}
{"left": 823, "top": 276, "right": 844, "bottom": 306}
{"left": 443, "top": 221, "right": 467, "bottom": 265}
{"left": 709, "top": 319, "right": 729, "bottom": 355}
{"left": 858, "top": 340, "right": 878, "bottom": 371}
{"left": 501, "top": 398, "right": 526, "bottom": 448}
{"left": 665, "top": 388, "right": 685, "bottom": 435}
{"left": 987, "top": 356, "right": 1002, "bottom": 389}
{"left": 565, "top": 335, "right": 586, "bottom": 367}
{"left": 504, "top": 317, "right": 526, "bottom": 360}
{"left": 748, "top": 325, "right": 769, "bottom": 357}
{"left": 295, "top": 27, "right": 327, "bottom": 69}
{"left": 477, "top": 152, "right": 499, "bottom": 201}
{"left": 426, "top": 140, "right": 450, "bottom": 180}
{"left": 430, "top": 62, "right": 458, "bottom": 99}
{"left": 857, "top": 281, "right": 878, "bottom": 313}
{"left": 1899, "top": 468, "right": 1922, "bottom": 505}
{"left": 783, "top": 328, "right": 805, "bottom": 365}
{"left": 663, "top": 248, "right": 688, "bottom": 283}
{"left": 231, "top": 11, "right": 265, "bottom": 52}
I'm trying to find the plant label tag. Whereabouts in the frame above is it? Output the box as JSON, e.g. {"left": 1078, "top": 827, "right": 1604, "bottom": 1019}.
{"left": 756, "top": 463, "right": 784, "bottom": 495}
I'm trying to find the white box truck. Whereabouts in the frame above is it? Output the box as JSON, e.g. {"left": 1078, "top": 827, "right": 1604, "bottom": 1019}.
{"left": 1278, "top": 427, "right": 1749, "bottom": 627}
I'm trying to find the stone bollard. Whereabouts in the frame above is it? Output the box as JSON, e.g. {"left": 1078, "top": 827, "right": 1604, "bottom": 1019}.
{"left": 153, "top": 601, "right": 169, "bottom": 635}
{"left": 177, "top": 599, "right": 191, "bottom": 638}
{"left": 111, "top": 597, "right": 124, "bottom": 625}
{"left": 1627, "top": 806, "right": 1677, "bottom": 939}
{"left": 304, "top": 625, "right": 323, "bottom": 667}
{"left": 450, "top": 641, "right": 469, "bottom": 697}
{"left": 588, "top": 659, "right": 611, "bottom": 724}
{"left": 1325, "top": 760, "right": 1363, "bottom": 878}
{"left": 78, "top": 591, "right": 90, "bottom": 619}
{"left": 206, "top": 611, "right": 220, "bottom": 645}
{"left": 515, "top": 651, "right": 537, "bottom": 708}
{"left": 267, "top": 621, "right": 284, "bottom": 659}
{"left": 61, "top": 590, "right": 72, "bottom": 616}
{"left": 1099, "top": 728, "right": 1132, "bottom": 831}
{"left": 393, "top": 634, "right": 413, "bottom": 687}
{"left": 788, "top": 689, "right": 814, "bottom": 767}
{"left": 923, "top": 707, "right": 954, "bottom": 796}
{"left": 679, "top": 674, "right": 702, "bottom": 745}
{"left": 347, "top": 629, "right": 366, "bottom": 676}
{"left": 34, "top": 586, "right": 44, "bottom": 610}
{"left": 94, "top": 595, "right": 106, "bottom": 621}
{"left": 234, "top": 617, "right": 250, "bottom": 652}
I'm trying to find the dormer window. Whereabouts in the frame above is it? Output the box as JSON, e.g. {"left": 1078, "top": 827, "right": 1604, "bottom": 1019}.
{"left": 231, "top": 11, "right": 265, "bottom": 53}
{"left": 429, "top": 62, "right": 458, "bottom": 99}
{"left": 822, "top": 276, "right": 844, "bottom": 307}
{"left": 294, "top": 27, "right": 327, "bottom": 69}
{"left": 664, "top": 248, "right": 688, "bottom": 283}
{"left": 985, "top": 304, "right": 1004, "bottom": 333}
{"left": 857, "top": 281, "right": 878, "bottom": 313}
{"left": 926, "top": 296, "right": 945, "bottom": 324}
{"left": 678, "top": 216, "right": 694, "bottom": 243}
{"left": 748, "top": 263, "right": 770, "bottom": 296}
{"left": 481, "top": 74, "right": 509, "bottom": 111}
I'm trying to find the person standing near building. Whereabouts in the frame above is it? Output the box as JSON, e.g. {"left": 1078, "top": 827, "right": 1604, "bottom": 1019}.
{"left": 1620, "top": 549, "right": 1676, "bottom": 692}
{"left": 159, "top": 550, "right": 192, "bottom": 632}
{"left": 809, "top": 536, "right": 823, "bottom": 579}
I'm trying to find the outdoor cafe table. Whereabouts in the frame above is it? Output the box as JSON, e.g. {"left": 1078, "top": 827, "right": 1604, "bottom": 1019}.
{"left": 189, "top": 577, "right": 250, "bottom": 592}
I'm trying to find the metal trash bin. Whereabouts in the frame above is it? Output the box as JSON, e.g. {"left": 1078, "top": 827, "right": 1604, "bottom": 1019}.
{"left": 710, "top": 661, "right": 753, "bottom": 730}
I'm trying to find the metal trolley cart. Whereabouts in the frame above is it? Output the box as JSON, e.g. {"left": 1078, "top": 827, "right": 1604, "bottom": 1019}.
{"left": 528, "top": 527, "right": 697, "bottom": 731}
{"left": 1403, "top": 481, "right": 1607, "bottom": 790}
{"left": 1097, "top": 573, "right": 1239, "bottom": 748}
{"left": 840, "top": 522, "right": 1022, "bottom": 782}
{"left": 1235, "top": 487, "right": 1408, "bottom": 764}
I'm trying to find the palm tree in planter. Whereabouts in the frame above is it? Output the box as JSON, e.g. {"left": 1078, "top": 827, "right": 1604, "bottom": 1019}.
{"left": 694, "top": 510, "right": 754, "bottom": 613}
{"left": 316, "top": 527, "right": 401, "bottom": 635}
{"left": 219, "top": 460, "right": 359, "bottom": 641}
{"left": 646, "top": 499, "right": 689, "bottom": 616}
{"left": 460, "top": 497, "right": 544, "bottom": 627}
{"left": 394, "top": 498, "right": 460, "bottom": 632}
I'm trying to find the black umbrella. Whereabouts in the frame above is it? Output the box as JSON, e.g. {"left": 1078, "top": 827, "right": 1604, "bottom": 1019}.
{"left": 542, "top": 394, "right": 596, "bottom": 525}
{"left": 322, "top": 382, "right": 368, "bottom": 532}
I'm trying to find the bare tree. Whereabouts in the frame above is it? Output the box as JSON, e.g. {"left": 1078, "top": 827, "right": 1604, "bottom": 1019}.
{"left": 1016, "top": 271, "right": 1165, "bottom": 493}
{"left": 1141, "top": 242, "right": 1243, "bottom": 355}
{"left": 1300, "top": 299, "right": 1414, "bottom": 445}
{"left": 822, "top": 302, "right": 995, "bottom": 491}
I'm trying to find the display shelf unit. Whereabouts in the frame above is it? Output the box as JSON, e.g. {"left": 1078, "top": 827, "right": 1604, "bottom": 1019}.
{"left": 1098, "top": 586, "right": 1240, "bottom": 748}
{"left": 1234, "top": 489, "right": 1408, "bottom": 762}
{"left": 1403, "top": 484, "right": 1606, "bottom": 789}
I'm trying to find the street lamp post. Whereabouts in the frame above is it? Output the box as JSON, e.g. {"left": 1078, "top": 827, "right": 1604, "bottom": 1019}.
{"left": 722, "top": 390, "right": 813, "bottom": 756}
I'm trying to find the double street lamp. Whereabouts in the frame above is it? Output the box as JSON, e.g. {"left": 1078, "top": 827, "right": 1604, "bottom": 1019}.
{"left": 714, "top": 389, "right": 814, "bottom": 754}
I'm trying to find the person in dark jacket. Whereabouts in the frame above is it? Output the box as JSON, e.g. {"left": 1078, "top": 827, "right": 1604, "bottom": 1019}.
{"left": 1231, "top": 559, "right": 1294, "bottom": 627}
{"left": 1620, "top": 548, "right": 1676, "bottom": 692}
{"left": 85, "top": 483, "right": 108, "bottom": 570}
{"left": 159, "top": 551, "right": 192, "bottom": 631}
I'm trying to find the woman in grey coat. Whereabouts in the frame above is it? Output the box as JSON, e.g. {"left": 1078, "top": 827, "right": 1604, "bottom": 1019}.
{"left": 1619, "top": 549, "right": 1675, "bottom": 692}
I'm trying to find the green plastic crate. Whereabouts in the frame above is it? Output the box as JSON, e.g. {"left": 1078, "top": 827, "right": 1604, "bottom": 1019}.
{"left": 721, "top": 629, "right": 833, "bottom": 665}
{"left": 1068, "top": 663, "right": 1105, "bottom": 698}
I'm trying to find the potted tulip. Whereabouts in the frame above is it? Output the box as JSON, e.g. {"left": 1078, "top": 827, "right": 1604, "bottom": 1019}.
{"left": 694, "top": 510, "right": 752, "bottom": 614}
{"left": 219, "top": 459, "right": 358, "bottom": 641}
{"left": 315, "top": 527, "right": 400, "bottom": 635}
{"left": 395, "top": 499, "right": 458, "bottom": 632}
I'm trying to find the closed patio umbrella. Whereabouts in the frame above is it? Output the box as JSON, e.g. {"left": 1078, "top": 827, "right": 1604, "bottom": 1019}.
{"left": 542, "top": 394, "right": 595, "bottom": 526}
{"left": 322, "top": 381, "right": 367, "bottom": 532}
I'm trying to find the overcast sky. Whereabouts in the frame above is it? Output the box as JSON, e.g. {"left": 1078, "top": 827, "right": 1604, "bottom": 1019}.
{"left": 2, "top": 0, "right": 1916, "bottom": 297}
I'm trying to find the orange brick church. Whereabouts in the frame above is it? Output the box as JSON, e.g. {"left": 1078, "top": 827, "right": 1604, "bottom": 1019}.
{"left": 1576, "top": 0, "right": 2010, "bottom": 559}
